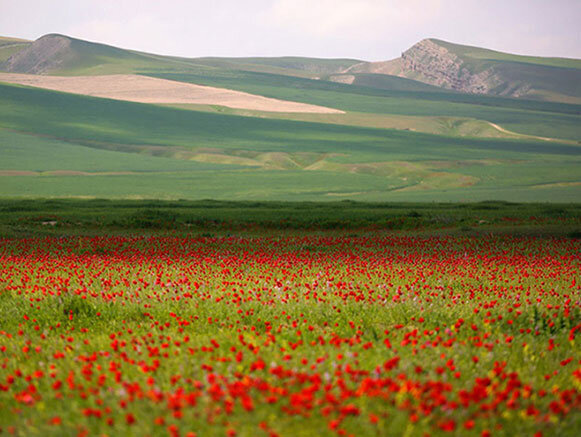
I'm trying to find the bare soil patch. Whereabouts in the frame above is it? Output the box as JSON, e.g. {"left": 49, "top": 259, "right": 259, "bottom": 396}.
{"left": 0, "top": 73, "right": 344, "bottom": 114}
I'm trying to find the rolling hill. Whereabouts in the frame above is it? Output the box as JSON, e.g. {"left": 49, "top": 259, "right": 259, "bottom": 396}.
{"left": 0, "top": 36, "right": 31, "bottom": 64}
{"left": 3, "top": 34, "right": 580, "bottom": 103}
{"left": 0, "top": 33, "right": 211, "bottom": 75}
{"left": 347, "top": 39, "right": 581, "bottom": 103}
{"left": 0, "top": 33, "right": 579, "bottom": 201}
{"left": 0, "top": 81, "right": 579, "bottom": 201}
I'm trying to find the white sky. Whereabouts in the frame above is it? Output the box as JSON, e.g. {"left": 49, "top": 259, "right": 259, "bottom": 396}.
{"left": 1, "top": 0, "right": 580, "bottom": 61}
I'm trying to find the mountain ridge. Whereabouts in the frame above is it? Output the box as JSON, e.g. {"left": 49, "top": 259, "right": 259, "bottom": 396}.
{"left": 344, "top": 38, "right": 581, "bottom": 102}
{"left": 1, "top": 33, "right": 580, "bottom": 103}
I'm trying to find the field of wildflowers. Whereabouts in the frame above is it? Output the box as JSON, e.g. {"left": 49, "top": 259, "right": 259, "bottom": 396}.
{"left": 0, "top": 234, "right": 579, "bottom": 436}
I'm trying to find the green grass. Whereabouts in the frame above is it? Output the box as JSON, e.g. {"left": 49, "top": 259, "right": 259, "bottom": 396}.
{"left": 4, "top": 82, "right": 579, "bottom": 158}
{"left": 164, "top": 106, "right": 515, "bottom": 139}
{"left": 432, "top": 38, "right": 581, "bottom": 70}
{"left": 147, "top": 71, "right": 581, "bottom": 141}
{"left": 192, "top": 56, "right": 362, "bottom": 78}
{"left": 1, "top": 34, "right": 362, "bottom": 79}
{"left": 346, "top": 73, "right": 447, "bottom": 92}
{"left": 0, "top": 130, "right": 239, "bottom": 173}
{"left": 425, "top": 39, "right": 581, "bottom": 103}
{"left": 0, "top": 199, "right": 580, "bottom": 236}
{"left": 4, "top": 33, "right": 580, "bottom": 142}
{"left": 0, "top": 37, "right": 30, "bottom": 63}
{"left": 0, "top": 34, "right": 580, "bottom": 437}
{"left": 0, "top": 232, "right": 578, "bottom": 436}
{"left": 0, "top": 36, "right": 31, "bottom": 45}
{"left": 1, "top": 33, "right": 217, "bottom": 76}
{"left": 0, "top": 82, "right": 580, "bottom": 201}
{"left": 1, "top": 33, "right": 580, "bottom": 202}
{"left": 4, "top": 32, "right": 579, "bottom": 107}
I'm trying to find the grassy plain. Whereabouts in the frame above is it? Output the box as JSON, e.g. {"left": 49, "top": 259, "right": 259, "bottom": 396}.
{"left": 0, "top": 82, "right": 580, "bottom": 201}
{"left": 0, "top": 199, "right": 580, "bottom": 238}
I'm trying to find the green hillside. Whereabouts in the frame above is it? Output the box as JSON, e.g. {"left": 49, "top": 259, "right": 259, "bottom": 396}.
{"left": 3, "top": 33, "right": 579, "bottom": 104}
{"left": 433, "top": 39, "right": 581, "bottom": 103}
{"left": 0, "top": 33, "right": 214, "bottom": 75}
{"left": 0, "top": 36, "right": 30, "bottom": 63}
{"left": 0, "top": 34, "right": 360, "bottom": 78}
{"left": 346, "top": 73, "right": 447, "bottom": 92}
{"left": 199, "top": 56, "right": 361, "bottom": 73}
{"left": 400, "top": 38, "right": 581, "bottom": 103}
{"left": 149, "top": 70, "right": 581, "bottom": 141}
{"left": 0, "top": 82, "right": 579, "bottom": 201}
{"left": 432, "top": 39, "right": 581, "bottom": 70}
{"left": 192, "top": 56, "right": 361, "bottom": 78}
{"left": 0, "top": 33, "right": 579, "bottom": 202}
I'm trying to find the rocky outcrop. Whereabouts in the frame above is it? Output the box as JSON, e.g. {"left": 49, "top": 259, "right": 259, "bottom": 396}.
{"left": 2, "top": 34, "right": 74, "bottom": 74}
{"left": 400, "top": 39, "right": 503, "bottom": 94}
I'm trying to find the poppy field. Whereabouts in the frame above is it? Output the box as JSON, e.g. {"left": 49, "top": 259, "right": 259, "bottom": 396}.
{"left": 0, "top": 233, "right": 580, "bottom": 436}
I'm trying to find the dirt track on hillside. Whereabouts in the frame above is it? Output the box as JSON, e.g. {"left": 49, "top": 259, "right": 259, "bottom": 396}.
{"left": 0, "top": 73, "right": 344, "bottom": 114}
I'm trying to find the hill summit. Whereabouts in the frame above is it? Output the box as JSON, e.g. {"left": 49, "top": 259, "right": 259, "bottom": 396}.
{"left": 3, "top": 34, "right": 74, "bottom": 74}
{"left": 346, "top": 38, "right": 581, "bottom": 102}
{"left": 400, "top": 38, "right": 581, "bottom": 100}
{"left": 2, "top": 33, "right": 580, "bottom": 103}
{"left": 400, "top": 39, "right": 504, "bottom": 94}
{"left": 1, "top": 33, "right": 169, "bottom": 75}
